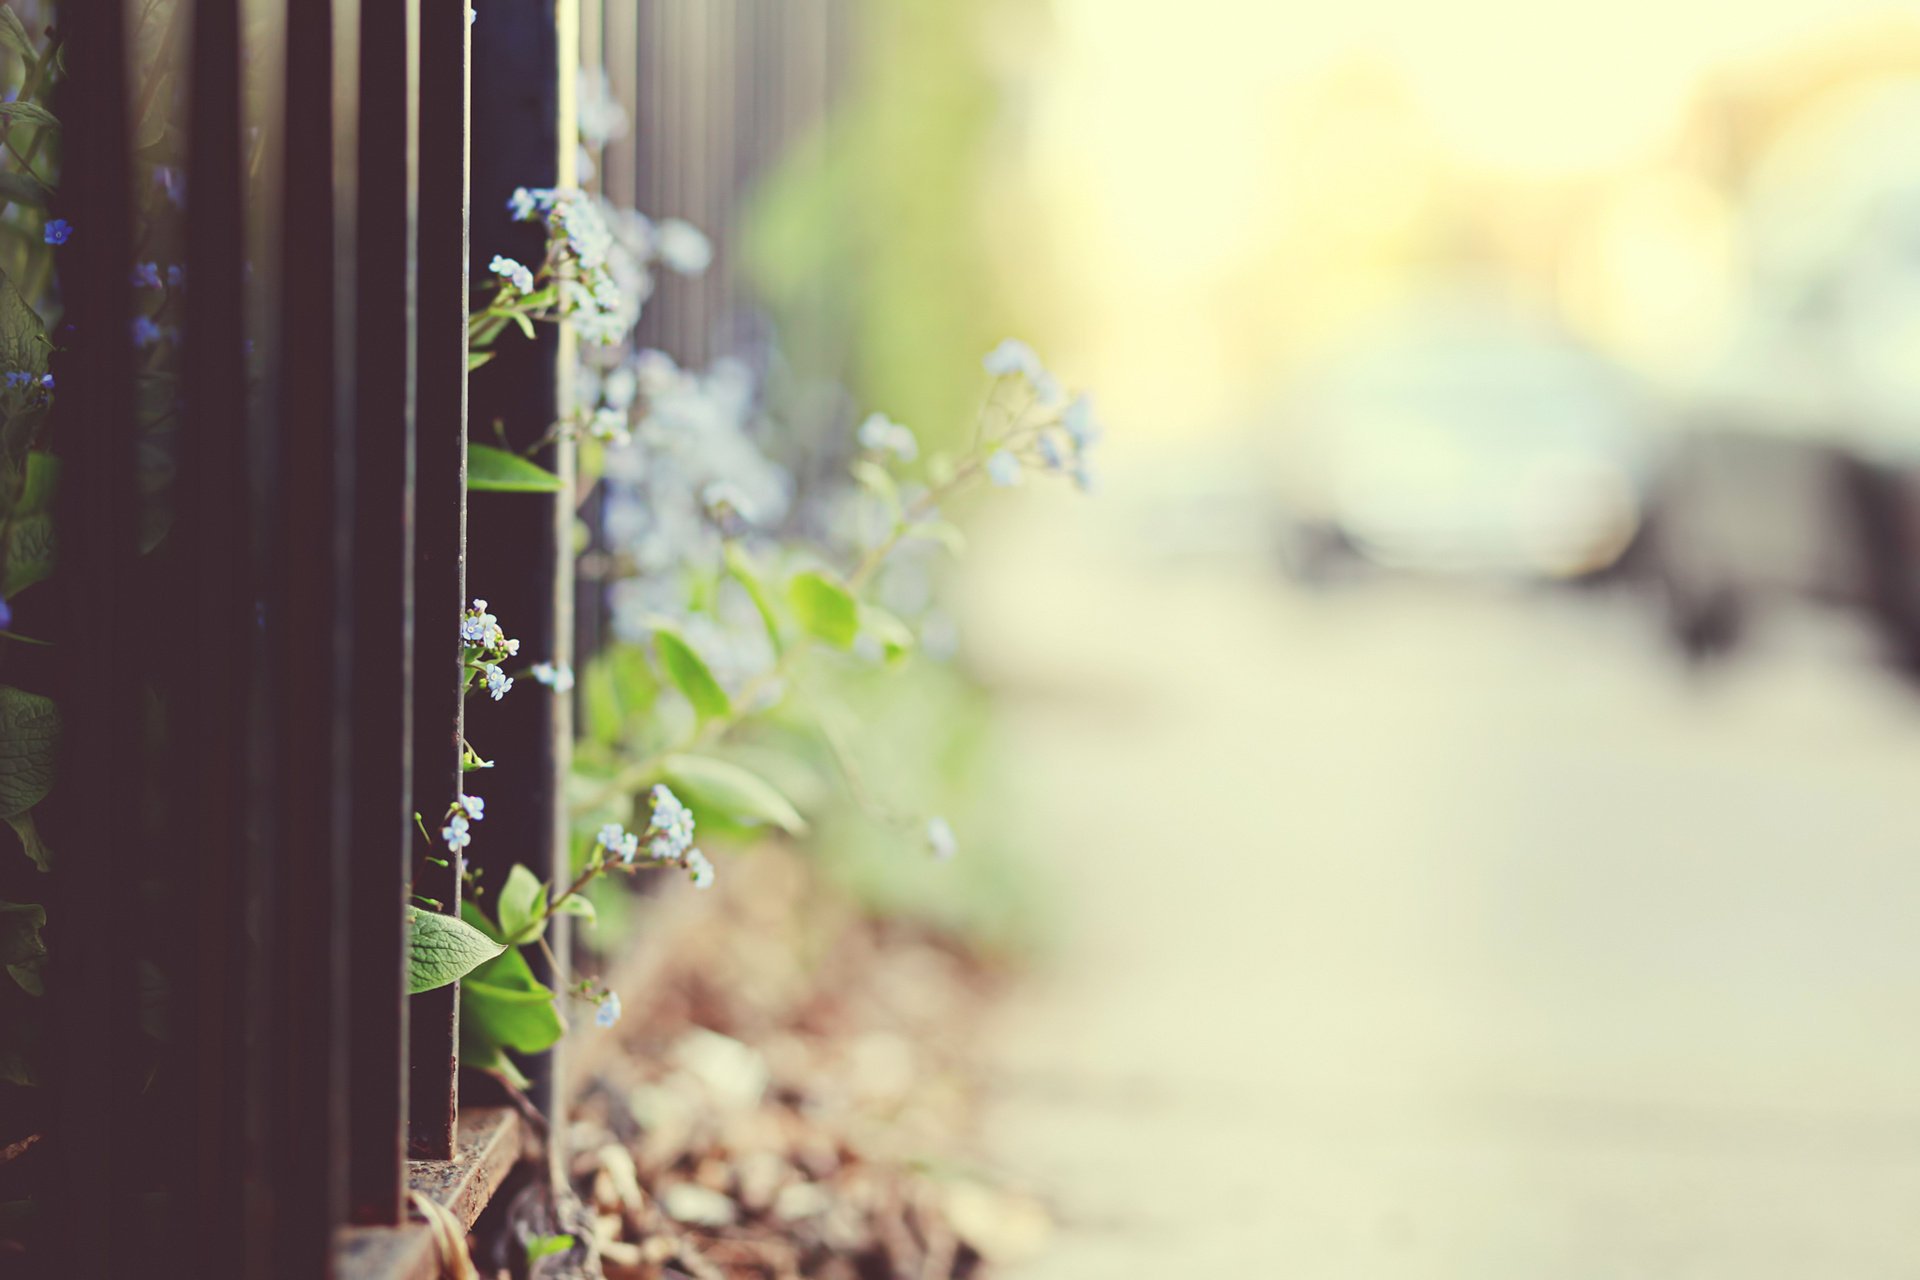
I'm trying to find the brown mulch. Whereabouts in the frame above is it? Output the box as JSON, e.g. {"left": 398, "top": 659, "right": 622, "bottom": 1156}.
{"left": 535, "top": 848, "right": 1049, "bottom": 1280}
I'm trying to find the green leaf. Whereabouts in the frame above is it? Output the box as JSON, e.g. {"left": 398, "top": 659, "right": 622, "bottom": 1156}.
{"left": 525, "top": 1235, "right": 575, "bottom": 1264}
{"left": 406, "top": 907, "right": 506, "bottom": 995}
{"left": 655, "top": 628, "right": 730, "bottom": 722}
{"left": 510, "top": 311, "right": 536, "bottom": 341}
{"left": 459, "top": 945, "right": 566, "bottom": 1055}
{"left": 724, "top": 545, "right": 785, "bottom": 656}
{"left": 2, "top": 513, "right": 53, "bottom": 598}
{"left": 663, "top": 753, "right": 807, "bottom": 836}
{"left": 17, "top": 452, "right": 55, "bottom": 514}
{"left": 850, "top": 459, "right": 899, "bottom": 506}
{"left": 0, "top": 899, "right": 44, "bottom": 996}
{"left": 860, "top": 604, "right": 916, "bottom": 663}
{"left": 0, "top": 171, "right": 46, "bottom": 209}
{"left": 7, "top": 809, "right": 47, "bottom": 870}
{"left": 553, "top": 893, "right": 596, "bottom": 924}
{"left": 0, "top": 685, "right": 57, "bottom": 819}
{"left": 457, "top": 1024, "right": 531, "bottom": 1088}
{"left": 496, "top": 863, "right": 547, "bottom": 946}
{"left": 467, "top": 442, "right": 563, "bottom": 493}
{"left": 0, "top": 101, "right": 55, "bottom": 132}
{"left": 0, "top": 266, "right": 44, "bottom": 379}
{"left": 787, "top": 569, "right": 859, "bottom": 650}
{"left": 466, "top": 350, "right": 496, "bottom": 371}
{"left": 0, "top": 6, "right": 34, "bottom": 62}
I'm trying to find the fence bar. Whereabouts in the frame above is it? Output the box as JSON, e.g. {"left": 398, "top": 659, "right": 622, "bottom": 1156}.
{"left": 409, "top": 0, "right": 471, "bottom": 1161}
{"left": 347, "top": 0, "right": 420, "bottom": 1227}
{"left": 467, "top": 0, "right": 571, "bottom": 1121}
{"left": 271, "top": 0, "right": 351, "bottom": 1271}
{"left": 46, "top": 3, "right": 140, "bottom": 1276}
{"left": 163, "top": 2, "right": 255, "bottom": 1274}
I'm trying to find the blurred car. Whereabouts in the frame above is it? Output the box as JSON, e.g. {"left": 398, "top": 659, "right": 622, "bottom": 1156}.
{"left": 1268, "top": 288, "right": 1655, "bottom": 582}
{"left": 1634, "top": 77, "right": 1920, "bottom": 674}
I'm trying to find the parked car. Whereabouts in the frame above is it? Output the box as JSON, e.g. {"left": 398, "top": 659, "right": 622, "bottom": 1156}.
{"left": 1267, "top": 287, "right": 1655, "bottom": 583}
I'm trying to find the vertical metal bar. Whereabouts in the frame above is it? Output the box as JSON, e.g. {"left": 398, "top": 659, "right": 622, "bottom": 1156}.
{"left": 272, "top": 0, "right": 350, "bottom": 1270}
{"left": 347, "top": 0, "right": 419, "bottom": 1228}
{"left": 47, "top": 5, "right": 139, "bottom": 1278}
{"left": 170, "top": 1, "right": 254, "bottom": 1273}
{"left": 466, "top": 0, "right": 571, "bottom": 1122}
{"left": 603, "top": 0, "right": 637, "bottom": 208}
{"left": 409, "top": 0, "right": 470, "bottom": 1161}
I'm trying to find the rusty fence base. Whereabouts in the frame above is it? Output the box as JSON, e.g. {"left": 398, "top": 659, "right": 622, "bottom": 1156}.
{"left": 334, "top": 1107, "right": 525, "bottom": 1280}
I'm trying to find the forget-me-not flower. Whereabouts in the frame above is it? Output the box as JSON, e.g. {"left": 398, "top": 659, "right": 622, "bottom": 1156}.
{"left": 488, "top": 254, "right": 534, "bottom": 294}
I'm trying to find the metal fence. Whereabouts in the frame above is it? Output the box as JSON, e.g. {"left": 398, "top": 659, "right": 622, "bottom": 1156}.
{"left": 33, "top": 2, "right": 848, "bottom": 1276}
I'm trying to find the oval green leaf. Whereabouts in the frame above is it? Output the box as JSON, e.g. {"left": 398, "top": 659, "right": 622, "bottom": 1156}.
{"left": 406, "top": 907, "right": 507, "bottom": 995}
{"left": 0, "top": 685, "right": 57, "bottom": 819}
{"left": 655, "top": 628, "right": 730, "bottom": 722}
{"left": 496, "top": 863, "right": 547, "bottom": 945}
{"left": 663, "top": 753, "right": 808, "bottom": 836}
{"left": 859, "top": 604, "right": 916, "bottom": 664}
{"left": 787, "top": 569, "right": 859, "bottom": 650}
{"left": 468, "top": 442, "right": 564, "bottom": 493}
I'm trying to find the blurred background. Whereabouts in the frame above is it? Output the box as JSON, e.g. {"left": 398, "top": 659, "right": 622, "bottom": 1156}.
{"left": 648, "top": 0, "right": 1920, "bottom": 1272}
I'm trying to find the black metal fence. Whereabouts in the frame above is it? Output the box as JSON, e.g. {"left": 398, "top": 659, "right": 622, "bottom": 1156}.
{"left": 29, "top": 3, "right": 847, "bottom": 1275}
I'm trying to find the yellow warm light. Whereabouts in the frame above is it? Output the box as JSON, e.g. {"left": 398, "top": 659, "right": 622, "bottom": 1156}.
{"left": 1008, "top": 0, "right": 1920, "bottom": 438}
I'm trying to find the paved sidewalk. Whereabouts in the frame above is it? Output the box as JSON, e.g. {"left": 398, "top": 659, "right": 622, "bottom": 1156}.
{"left": 961, "top": 483, "right": 1920, "bottom": 1277}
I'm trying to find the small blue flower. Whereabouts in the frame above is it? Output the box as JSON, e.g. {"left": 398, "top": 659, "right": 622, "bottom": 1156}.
{"left": 0, "top": 596, "right": 12, "bottom": 632}
{"left": 131, "top": 316, "right": 165, "bottom": 348}
{"left": 926, "top": 816, "right": 957, "bottom": 861}
{"left": 987, "top": 450, "right": 1022, "bottom": 488}
{"left": 3, "top": 372, "right": 26, "bottom": 389}
{"left": 488, "top": 254, "right": 534, "bottom": 293}
{"left": 166, "top": 264, "right": 186, "bottom": 288}
{"left": 1063, "top": 393, "right": 1102, "bottom": 450}
{"left": 596, "top": 823, "right": 627, "bottom": 853}
{"left": 130, "top": 262, "right": 162, "bottom": 289}
{"left": 684, "top": 848, "right": 714, "bottom": 889}
{"left": 459, "top": 598, "right": 495, "bottom": 644}
{"left": 458, "top": 794, "right": 484, "bottom": 822}
{"left": 482, "top": 663, "right": 512, "bottom": 700}
{"left": 42, "top": 219, "right": 71, "bottom": 246}
{"left": 530, "top": 661, "right": 574, "bottom": 692}
{"left": 857, "top": 412, "right": 918, "bottom": 463}
{"left": 38, "top": 374, "right": 52, "bottom": 391}
{"left": 1036, "top": 433, "right": 1065, "bottom": 471}
{"left": 983, "top": 338, "right": 1039, "bottom": 378}
{"left": 441, "top": 813, "right": 471, "bottom": 852}
{"left": 153, "top": 167, "right": 186, "bottom": 208}
{"left": 595, "top": 990, "right": 621, "bottom": 1028}
{"left": 645, "top": 785, "right": 695, "bottom": 863}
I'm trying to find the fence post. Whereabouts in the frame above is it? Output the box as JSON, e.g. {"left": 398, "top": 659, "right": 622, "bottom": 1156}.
{"left": 346, "top": 0, "right": 420, "bottom": 1229}
{"left": 409, "top": 0, "right": 472, "bottom": 1163}
{"left": 466, "top": 0, "right": 574, "bottom": 1121}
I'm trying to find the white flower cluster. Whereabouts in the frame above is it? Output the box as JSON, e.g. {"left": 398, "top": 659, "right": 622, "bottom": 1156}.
{"left": 982, "top": 338, "right": 1101, "bottom": 494}
{"left": 442, "top": 793, "right": 484, "bottom": 853}
{"left": 460, "top": 598, "right": 520, "bottom": 701}
{"left": 530, "top": 661, "right": 574, "bottom": 692}
{"left": 593, "top": 785, "right": 712, "bottom": 889}
{"left": 488, "top": 253, "right": 534, "bottom": 294}
{"left": 508, "top": 187, "right": 712, "bottom": 350}
{"left": 857, "top": 411, "right": 918, "bottom": 462}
